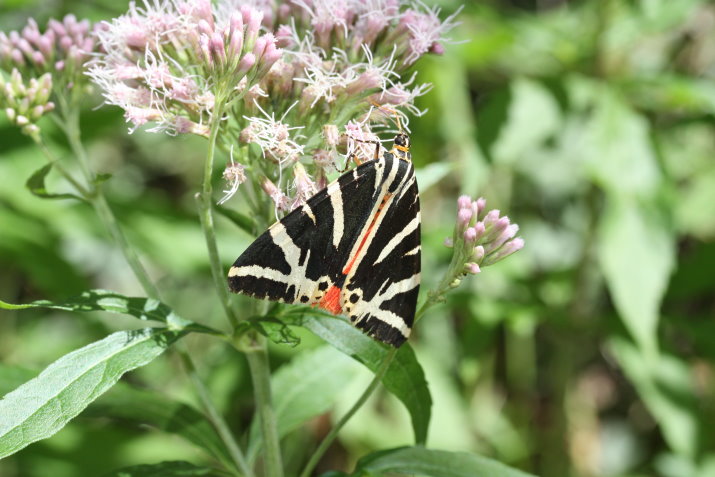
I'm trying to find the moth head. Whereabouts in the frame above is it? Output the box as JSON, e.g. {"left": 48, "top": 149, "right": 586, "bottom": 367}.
{"left": 393, "top": 133, "right": 410, "bottom": 151}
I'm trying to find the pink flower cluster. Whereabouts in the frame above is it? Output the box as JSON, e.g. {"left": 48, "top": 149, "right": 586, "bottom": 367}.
{"left": 0, "top": 15, "right": 95, "bottom": 86}
{"left": 87, "top": 0, "right": 281, "bottom": 135}
{"left": 0, "top": 69, "right": 54, "bottom": 138}
{"left": 84, "top": 0, "right": 460, "bottom": 209}
{"left": 448, "top": 195, "right": 524, "bottom": 274}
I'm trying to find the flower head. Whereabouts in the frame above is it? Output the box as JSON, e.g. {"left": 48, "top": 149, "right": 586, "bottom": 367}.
{"left": 0, "top": 14, "right": 96, "bottom": 88}
{"left": 445, "top": 195, "right": 524, "bottom": 277}
{"left": 0, "top": 69, "right": 54, "bottom": 138}
{"left": 87, "top": 0, "right": 281, "bottom": 135}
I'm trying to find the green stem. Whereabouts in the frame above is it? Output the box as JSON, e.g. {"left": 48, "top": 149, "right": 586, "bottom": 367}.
{"left": 299, "top": 348, "right": 398, "bottom": 477}
{"left": 198, "top": 101, "right": 240, "bottom": 329}
{"left": 200, "top": 101, "right": 282, "bottom": 475}
{"left": 181, "top": 351, "right": 254, "bottom": 477}
{"left": 32, "top": 136, "right": 91, "bottom": 198}
{"left": 245, "top": 336, "right": 284, "bottom": 477}
{"left": 60, "top": 110, "right": 162, "bottom": 300}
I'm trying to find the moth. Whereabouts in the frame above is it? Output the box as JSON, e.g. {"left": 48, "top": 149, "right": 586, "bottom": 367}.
{"left": 227, "top": 132, "right": 420, "bottom": 347}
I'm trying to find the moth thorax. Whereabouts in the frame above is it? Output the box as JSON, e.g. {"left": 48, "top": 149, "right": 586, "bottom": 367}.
{"left": 391, "top": 133, "right": 411, "bottom": 162}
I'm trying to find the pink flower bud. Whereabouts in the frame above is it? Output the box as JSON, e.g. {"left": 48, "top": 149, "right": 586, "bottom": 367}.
{"left": 464, "top": 227, "right": 477, "bottom": 245}
{"left": 465, "top": 263, "right": 481, "bottom": 274}
{"left": 31, "top": 51, "right": 45, "bottom": 66}
{"left": 242, "top": 5, "right": 263, "bottom": 49}
{"left": 472, "top": 245, "right": 485, "bottom": 263}
{"left": 275, "top": 24, "right": 294, "bottom": 48}
{"left": 236, "top": 52, "right": 256, "bottom": 76}
{"left": 60, "top": 36, "right": 73, "bottom": 52}
{"left": 457, "top": 195, "right": 472, "bottom": 210}
{"left": 473, "top": 197, "right": 486, "bottom": 219}
{"left": 482, "top": 209, "right": 501, "bottom": 228}
{"left": 457, "top": 208, "right": 472, "bottom": 228}
{"left": 37, "top": 36, "right": 52, "bottom": 56}
{"left": 473, "top": 222, "right": 485, "bottom": 239}
{"left": 261, "top": 177, "right": 290, "bottom": 211}
{"left": 345, "top": 70, "right": 382, "bottom": 95}
{"left": 429, "top": 42, "right": 445, "bottom": 55}
{"left": 229, "top": 12, "right": 243, "bottom": 36}
{"left": 228, "top": 29, "right": 244, "bottom": 58}
{"left": 483, "top": 238, "right": 524, "bottom": 266}
{"left": 198, "top": 19, "right": 213, "bottom": 37}
{"left": 11, "top": 49, "right": 24, "bottom": 65}
{"left": 486, "top": 223, "right": 519, "bottom": 253}
{"left": 252, "top": 36, "right": 267, "bottom": 59}
{"left": 199, "top": 35, "right": 212, "bottom": 66}
{"left": 210, "top": 32, "right": 226, "bottom": 65}
{"left": 323, "top": 124, "right": 340, "bottom": 147}
{"left": 261, "top": 41, "right": 281, "bottom": 68}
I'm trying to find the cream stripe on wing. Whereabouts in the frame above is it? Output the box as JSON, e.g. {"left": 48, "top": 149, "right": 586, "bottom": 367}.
{"left": 373, "top": 212, "right": 420, "bottom": 265}
{"left": 328, "top": 181, "right": 344, "bottom": 248}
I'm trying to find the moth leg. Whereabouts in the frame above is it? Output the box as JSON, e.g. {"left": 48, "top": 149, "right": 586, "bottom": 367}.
{"left": 338, "top": 136, "right": 381, "bottom": 172}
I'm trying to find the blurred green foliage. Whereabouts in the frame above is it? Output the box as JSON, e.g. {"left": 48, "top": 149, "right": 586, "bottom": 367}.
{"left": 1, "top": 0, "right": 715, "bottom": 476}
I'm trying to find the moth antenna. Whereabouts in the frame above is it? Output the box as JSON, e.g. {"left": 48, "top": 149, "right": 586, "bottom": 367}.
{"left": 368, "top": 101, "right": 404, "bottom": 134}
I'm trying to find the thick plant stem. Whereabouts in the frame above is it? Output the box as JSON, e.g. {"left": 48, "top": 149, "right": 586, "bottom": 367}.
{"left": 299, "top": 348, "right": 398, "bottom": 477}
{"left": 199, "top": 103, "right": 282, "bottom": 475}
{"left": 198, "top": 101, "right": 240, "bottom": 329}
{"left": 245, "top": 336, "right": 284, "bottom": 477}
{"left": 181, "top": 352, "right": 255, "bottom": 477}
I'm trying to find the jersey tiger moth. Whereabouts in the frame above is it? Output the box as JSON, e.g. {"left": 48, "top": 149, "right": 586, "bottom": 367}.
{"left": 227, "top": 132, "right": 420, "bottom": 347}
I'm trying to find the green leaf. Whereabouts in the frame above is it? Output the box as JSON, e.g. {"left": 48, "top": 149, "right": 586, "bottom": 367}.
{"left": 87, "top": 382, "right": 234, "bottom": 470}
{"left": 101, "top": 461, "right": 227, "bottom": 477}
{"left": 0, "top": 289, "right": 223, "bottom": 336}
{"left": 597, "top": 199, "right": 675, "bottom": 353}
{"left": 247, "top": 346, "right": 360, "bottom": 461}
{"left": 0, "top": 363, "right": 233, "bottom": 469}
{"left": 25, "top": 162, "right": 86, "bottom": 202}
{"left": 353, "top": 446, "right": 535, "bottom": 477}
{"left": 292, "top": 312, "right": 432, "bottom": 444}
{"left": 578, "top": 83, "right": 661, "bottom": 198}
{"left": 610, "top": 338, "right": 700, "bottom": 458}
{"left": 491, "top": 77, "right": 561, "bottom": 166}
{"left": 0, "top": 328, "right": 184, "bottom": 459}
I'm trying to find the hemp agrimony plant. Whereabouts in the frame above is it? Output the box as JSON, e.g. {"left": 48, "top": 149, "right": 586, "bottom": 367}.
{"left": 0, "top": 2, "right": 525, "bottom": 476}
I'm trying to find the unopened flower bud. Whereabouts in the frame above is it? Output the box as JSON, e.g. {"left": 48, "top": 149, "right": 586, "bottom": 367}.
{"left": 482, "top": 237, "right": 524, "bottom": 266}
{"left": 323, "top": 124, "right": 340, "bottom": 147}
{"left": 464, "top": 227, "right": 477, "bottom": 245}
{"left": 471, "top": 245, "right": 485, "bottom": 263}
{"left": 237, "top": 52, "right": 256, "bottom": 77}
{"left": 457, "top": 195, "right": 472, "bottom": 210}
{"left": 473, "top": 197, "right": 486, "bottom": 219}
{"left": 465, "top": 263, "right": 481, "bottom": 274}
{"left": 457, "top": 208, "right": 472, "bottom": 230}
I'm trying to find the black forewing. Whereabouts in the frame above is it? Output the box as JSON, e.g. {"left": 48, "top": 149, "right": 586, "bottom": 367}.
{"left": 228, "top": 160, "right": 382, "bottom": 303}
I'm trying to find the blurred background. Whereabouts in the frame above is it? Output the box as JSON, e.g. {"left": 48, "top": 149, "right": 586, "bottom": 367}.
{"left": 1, "top": 0, "right": 714, "bottom": 476}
